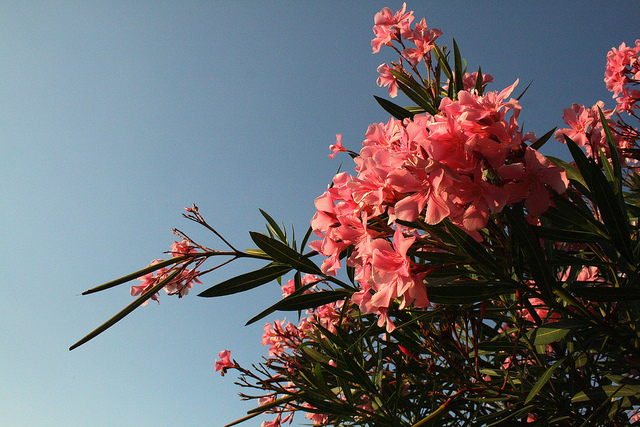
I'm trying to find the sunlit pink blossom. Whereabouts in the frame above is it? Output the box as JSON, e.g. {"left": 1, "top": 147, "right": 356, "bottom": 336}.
{"left": 214, "top": 349, "right": 234, "bottom": 374}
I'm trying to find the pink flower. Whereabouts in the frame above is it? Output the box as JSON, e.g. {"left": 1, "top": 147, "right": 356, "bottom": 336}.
{"left": 170, "top": 240, "right": 196, "bottom": 257}
{"left": 376, "top": 63, "right": 399, "bottom": 97}
{"left": 214, "top": 349, "right": 234, "bottom": 374}
{"left": 401, "top": 18, "right": 442, "bottom": 65}
{"left": 129, "top": 259, "right": 166, "bottom": 305}
{"left": 371, "top": 3, "right": 414, "bottom": 53}
{"left": 329, "top": 134, "right": 348, "bottom": 159}
{"left": 260, "top": 414, "right": 282, "bottom": 427}
{"left": 305, "top": 411, "right": 329, "bottom": 426}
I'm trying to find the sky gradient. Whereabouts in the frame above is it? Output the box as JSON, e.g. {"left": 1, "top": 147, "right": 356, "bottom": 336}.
{"left": 1, "top": 1, "right": 639, "bottom": 425}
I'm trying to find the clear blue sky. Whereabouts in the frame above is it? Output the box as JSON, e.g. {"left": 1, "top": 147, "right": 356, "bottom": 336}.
{"left": 1, "top": 1, "right": 638, "bottom": 426}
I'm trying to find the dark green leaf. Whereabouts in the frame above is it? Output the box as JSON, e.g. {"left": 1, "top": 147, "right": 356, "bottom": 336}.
{"left": 245, "top": 289, "right": 349, "bottom": 326}
{"left": 432, "top": 43, "right": 452, "bottom": 81}
{"left": 536, "top": 226, "right": 604, "bottom": 243}
{"left": 505, "top": 206, "right": 556, "bottom": 300}
{"left": 572, "top": 384, "right": 640, "bottom": 403}
{"left": 570, "top": 286, "right": 640, "bottom": 302}
{"left": 250, "top": 231, "right": 322, "bottom": 275}
{"left": 529, "top": 127, "right": 556, "bottom": 150}
{"left": 533, "top": 326, "right": 572, "bottom": 346}
{"left": 525, "top": 357, "right": 566, "bottom": 404}
{"left": 198, "top": 264, "right": 291, "bottom": 298}
{"left": 82, "top": 255, "right": 189, "bottom": 295}
{"left": 373, "top": 95, "right": 415, "bottom": 120}
{"left": 547, "top": 156, "right": 588, "bottom": 191}
{"left": 474, "top": 65, "right": 484, "bottom": 94}
{"left": 515, "top": 79, "right": 533, "bottom": 101}
{"left": 452, "top": 38, "right": 464, "bottom": 95}
{"left": 443, "top": 220, "right": 500, "bottom": 276}
{"left": 598, "top": 107, "right": 622, "bottom": 191}
{"left": 259, "top": 209, "right": 287, "bottom": 243}
{"left": 70, "top": 270, "right": 180, "bottom": 350}
{"left": 426, "top": 282, "right": 518, "bottom": 304}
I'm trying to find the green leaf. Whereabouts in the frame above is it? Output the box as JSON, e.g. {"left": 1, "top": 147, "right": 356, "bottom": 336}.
{"left": 525, "top": 357, "right": 566, "bottom": 404}
{"left": 529, "top": 127, "right": 556, "bottom": 150}
{"left": 515, "top": 79, "right": 533, "bottom": 101}
{"left": 373, "top": 95, "right": 414, "bottom": 120}
{"left": 81, "top": 255, "right": 189, "bottom": 295}
{"left": 452, "top": 38, "right": 464, "bottom": 95}
{"left": 598, "top": 107, "right": 622, "bottom": 192}
{"left": 432, "top": 43, "right": 452, "bottom": 81}
{"left": 532, "top": 326, "right": 572, "bottom": 346}
{"left": 572, "top": 384, "right": 640, "bottom": 403}
{"left": 505, "top": 206, "right": 556, "bottom": 300}
{"left": 476, "top": 341, "right": 519, "bottom": 352}
{"left": 245, "top": 289, "right": 350, "bottom": 326}
{"left": 198, "top": 264, "right": 291, "bottom": 298}
{"left": 70, "top": 270, "right": 180, "bottom": 350}
{"left": 300, "top": 226, "right": 314, "bottom": 254}
{"left": 443, "top": 220, "right": 500, "bottom": 276}
{"left": 569, "top": 286, "right": 640, "bottom": 302}
{"left": 259, "top": 209, "right": 287, "bottom": 243}
{"left": 425, "top": 282, "right": 518, "bottom": 304}
{"left": 547, "top": 156, "right": 588, "bottom": 192}
{"left": 250, "top": 231, "right": 322, "bottom": 275}
{"left": 564, "top": 135, "right": 633, "bottom": 263}
{"left": 536, "top": 226, "right": 604, "bottom": 243}
{"left": 474, "top": 65, "right": 484, "bottom": 94}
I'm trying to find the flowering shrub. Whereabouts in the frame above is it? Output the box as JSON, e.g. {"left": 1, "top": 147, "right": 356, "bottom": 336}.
{"left": 72, "top": 4, "right": 640, "bottom": 426}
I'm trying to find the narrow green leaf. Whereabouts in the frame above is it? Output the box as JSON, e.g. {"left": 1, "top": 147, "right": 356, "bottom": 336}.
{"left": 533, "top": 326, "right": 571, "bottom": 346}
{"left": 245, "top": 290, "right": 350, "bottom": 326}
{"left": 426, "top": 282, "right": 517, "bottom": 304}
{"left": 476, "top": 341, "right": 519, "bottom": 352}
{"left": 82, "top": 255, "right": 189, "bottom": 295}
{"left": 530, "top": 127, "right": 557, "bottom": 151}
{"left": 525, "top": 357, "right": 566, "bottom": 404}
{"left": 536, "top": 226, "right": 604, "bottom": 243}
{"left": 443, "top": 220, "right": 499, "bottom": 275}
{"left": 259, "top": 209, "right": 287, "bottom": 243}
{"left": 452, "top": 38, "right": 464, "bottom": 95}
{"left": 515, "top": 80, "right": 533, "bottom": 101}
{"left": 474, "top": 65, "right": 484, "bottom": 94}
{"left": 569, "top": 286, "right": 640, "bottom": 302}
{"left": 300, "top": 226, "right": 314, "bottom": 254}
{"left": 250, "top": 231, "right": 322, "bottom": 275}
{"left": 301, "top": 346, "right": 332, "bottom": 364}
{"left": 198, "top": 264, "right": 291, "bottom": 298}
{"left": 572, "top": 384, "right": 640, "bottom": 403}
{"left": 245, "top": 287, "right": 348, "bottom": 326}
{"left": 505, "top": 206, "right": 555, "bottom": 300}
{"left": 268, "top": 290, "right": 349, "bottom": 312}
{"left": 389, "top": 69, "right": 432, "bottom": 103}
{"left": 432, "top": 43, "right": 452, "bottom": 81}
{"left": 70, "top": 270, "right": 180, "bottom": 350}
{"left": 547, "top": 156, "right": 588, "bottom": 191}
{"left": 598, "top": 106, "right": 622, "bottom": 191}
{"left": 373, "top": 95, "right": 415, "bottom": 120}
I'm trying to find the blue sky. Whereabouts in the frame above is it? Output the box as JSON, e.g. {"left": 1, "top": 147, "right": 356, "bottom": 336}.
{"left": 1, "top": 1, "right": 639, "bottom": 426}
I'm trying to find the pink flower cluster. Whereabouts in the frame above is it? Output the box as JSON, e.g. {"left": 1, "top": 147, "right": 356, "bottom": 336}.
{"left": 554, "top": 101, "right": 634, "bottom": 163}
{"left": 309, "top": 4, "right": 573, "bottom": 332}
{"left": 605, "top": 40, "right": 640, "bottom": 112}
{"left": 130, "top": 240, "right": 202, "bottom": 304}
{"left": 312, "top": 72, "right": 568, "bottom": 332}
{"left": 262, "top": 275, "right": 343, "bottom": 356}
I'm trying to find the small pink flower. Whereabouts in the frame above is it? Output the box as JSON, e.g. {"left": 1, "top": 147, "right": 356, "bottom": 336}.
{"left": 214, "top": 350, "right": 234, "bottom": 375}
{"left": 170, "top": 240, "right": 196, "bottom": 257}
{"left": 329, "top": 134, "right": 348, "bottom": 159}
